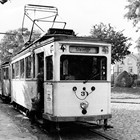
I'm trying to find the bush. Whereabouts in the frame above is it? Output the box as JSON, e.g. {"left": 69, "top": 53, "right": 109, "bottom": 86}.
{"left": 114, "top": 71, "right": 133, "bottom": 87}
{"left": 133, "top": 79, "right": 140, "bottom": 87}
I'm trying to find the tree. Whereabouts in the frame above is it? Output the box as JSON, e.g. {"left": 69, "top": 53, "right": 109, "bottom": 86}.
{"left": 90, "top": 23, "right": 131, "bottom": 64}
{"left": 114, "top": 71, "right": 133, "bottom": 87}
{"left": 124, "top": 0, "right": 140, "bottom": 50}
{"left": 124, "top": 0, "right": 140, "bottom": 27}
{"left": 0, "top": 28, "right": 41, "bottom": 62}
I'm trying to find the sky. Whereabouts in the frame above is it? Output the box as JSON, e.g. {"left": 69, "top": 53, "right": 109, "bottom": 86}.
{"left": 0, "top": 0, "right": 139, "bottom": 52}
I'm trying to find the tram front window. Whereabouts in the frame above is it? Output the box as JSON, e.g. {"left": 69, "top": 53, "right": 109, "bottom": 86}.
{"left": 60, "top": 55, "right": 107, "bottom": 80}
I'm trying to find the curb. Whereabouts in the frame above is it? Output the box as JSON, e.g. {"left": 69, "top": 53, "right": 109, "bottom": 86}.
{"left": 111, "top": 101, "right": 140, "bottom": 104}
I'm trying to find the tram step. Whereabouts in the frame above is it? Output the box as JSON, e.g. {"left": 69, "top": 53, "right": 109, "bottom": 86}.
{"left": 37, "top": 119, "right": 43, "bottom": 125}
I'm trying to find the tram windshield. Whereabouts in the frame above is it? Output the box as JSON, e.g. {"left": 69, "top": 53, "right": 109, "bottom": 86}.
{"left": 60, "top": 55, "right": 107, "bottom": 81}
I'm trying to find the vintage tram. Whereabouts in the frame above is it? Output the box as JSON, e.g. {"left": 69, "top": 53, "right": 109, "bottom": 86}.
{"left": 0, "top": 4, "right": 112, "bottom": 129}
{"left": 0, "top": 61, "right": 11, "bottom": 102}
{"left": 1, "top": 28, "right": 112, "bottom": 128}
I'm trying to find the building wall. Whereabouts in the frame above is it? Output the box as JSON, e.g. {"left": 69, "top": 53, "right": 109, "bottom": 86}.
{"left": 111, "top": 54, "right": 140, "bottom": 84}
{"left": 113, "top": 54, "right": 138, "bottom": 75}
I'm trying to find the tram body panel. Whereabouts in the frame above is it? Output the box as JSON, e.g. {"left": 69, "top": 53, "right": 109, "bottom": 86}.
{"left": 44, "top": 82, "right": 111, "bottom": 117}
{"left": 11, "top": 80, "right": 37, "bottom": 110}
{"left": 44, "top": 83, "right": 53, "bottom": 114}
{"left": 2, "top": 79, "right": 11, "bottom": 97}
{"left": 43, "top": 38, "right": 111, "bottom": 121}
{"left": 1, "top": 64, "right": 11, "bottom": 99}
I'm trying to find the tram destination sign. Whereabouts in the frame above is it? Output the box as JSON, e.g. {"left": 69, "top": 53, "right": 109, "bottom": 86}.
{"left": 69, "top": 46, "right": 99, "bottom": 53}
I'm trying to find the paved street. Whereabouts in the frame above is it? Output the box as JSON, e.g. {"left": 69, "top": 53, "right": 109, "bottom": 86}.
{"left": 0, "top": 101, "right": 37, "bottom": 140}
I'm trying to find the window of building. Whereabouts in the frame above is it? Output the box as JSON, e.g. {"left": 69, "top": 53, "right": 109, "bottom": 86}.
{"left": 120, "top": 60, "right": 124, "bottom": 65}
{"left": 119, "top": 67, "right": 123, "bottom": 73}
{"left": 128, "top": 67, "right": 133, "bottom": 73}
{"left": 127, "top": 58, "right": 132, "bottom": 65}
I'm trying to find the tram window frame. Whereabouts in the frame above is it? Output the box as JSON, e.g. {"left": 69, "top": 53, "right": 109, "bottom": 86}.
{"left": 5, "top": 67, "right": 9, "bottom": 79}
{"left": 46, "top": 56, "right": 53, "bottom": 80}
{"left": 15, "top": 61, "right": 20, "bottom": 78}
{"left": 37, "top": 52, "right": 44, "bottom": 74}
{"left": 25, "top": 55, "right": 32, "bottom": 78}
{"left": 60, "top": 55, "right": 107, "bottom": 81}
{"left": 12, "top": 63, "right": 16, "bottom": 79}
{"left": 33, "top": 54, "right": 35, "bottom": 78}
{"left": 20, "top": 59, "right": 25, "bottom": 78}
{"left": 3, "top": 67, "right": 9, "bottom": 79}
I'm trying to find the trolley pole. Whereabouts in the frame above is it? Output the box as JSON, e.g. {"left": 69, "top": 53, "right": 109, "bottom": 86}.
{"left": 0, "top": 32, "right": 15, "bottom": 35}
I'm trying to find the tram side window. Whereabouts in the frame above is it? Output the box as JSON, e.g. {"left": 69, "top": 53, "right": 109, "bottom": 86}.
{"left": 20, "top": 59, "right": 24, "bottom": 78}
{"left": 46, "top": 56, "right": 53, "bottom": 80}
{"left": 15, "top": 61, "right": 20, "bottom": 78}
{"left": 33, "top": 54, "right": 35, "bottom": 78}
{"left": 12, "top": 63, "right": 15, "bottom": 79}
{"left": 3, "top": 68, "right": 9, "bottom": 79}
{"left": 25, "top": 56, "right": 32, "bottom": 78}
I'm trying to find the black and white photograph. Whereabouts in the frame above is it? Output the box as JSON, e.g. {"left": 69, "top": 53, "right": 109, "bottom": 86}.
{"left": 0, "top": 0, "right": 140, "bottom": 139}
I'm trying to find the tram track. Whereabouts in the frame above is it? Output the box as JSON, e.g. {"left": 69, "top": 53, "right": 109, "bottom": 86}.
{"left": 74, "top": 121, "right": 117, "bottom": 140}
{"left": 88, "top": 129, "right": 118, "bottom": 140}
{"left": 1, "top": 99, "right": 116, "bottom": 140}
{"left": 36, "top": 120, "right": 117, "bottom": 140}
{"left": 0, "top": 98, "right": 116, "bottom": 140}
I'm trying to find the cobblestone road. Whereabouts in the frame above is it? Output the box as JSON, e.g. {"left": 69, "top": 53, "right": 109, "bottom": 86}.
{"left": 103, "top": 102, "right": 140, "bottom": 140}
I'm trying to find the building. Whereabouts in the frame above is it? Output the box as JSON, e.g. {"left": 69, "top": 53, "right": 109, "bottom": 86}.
{"left": 112, "top": 53, "right": 140, "bottom": 83}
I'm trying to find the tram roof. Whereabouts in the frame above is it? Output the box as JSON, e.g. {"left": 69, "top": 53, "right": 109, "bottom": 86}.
{"left": 27, "top": 33, "right": 110, "bottom": 48}
{"left": 34, "top": 28, "right": 109, "bottom": 43}
{"left": 37, "top": 34, "right": 108, "bottom": 43}
{"left": 14, "top": 28, "right": 111, "bottom": 57}
{"left": 1, "top": 61, "right": 10, "bottom": 67}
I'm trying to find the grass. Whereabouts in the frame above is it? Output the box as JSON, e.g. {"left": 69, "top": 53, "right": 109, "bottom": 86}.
{"left": 111, "top": 87, "right": 140, "bottom": 99}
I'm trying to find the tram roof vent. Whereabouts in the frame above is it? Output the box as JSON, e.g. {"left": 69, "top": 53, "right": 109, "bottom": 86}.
{"left": 47, "top": 28, "right": 75, "bottom": 36}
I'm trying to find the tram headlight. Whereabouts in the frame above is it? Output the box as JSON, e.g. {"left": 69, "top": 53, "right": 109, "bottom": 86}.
{"left": 72, "top": 86, "right": 77, "bottom": 92}
{"left": 80, "top": 101, "right": 89, "bottom": 110}
{"left": 91, "top": 86, "right": 95, "bottom": 91}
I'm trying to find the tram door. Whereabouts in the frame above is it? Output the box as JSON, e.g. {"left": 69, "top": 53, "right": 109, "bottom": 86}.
{"left": 37, "top": 52, "right": 44, "bottom": 73}
{"left": 44, "top": 55, "right": 53, "bottom": 114}
{"left": 37, "top": 52, "right": 44, "bottom": 110}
